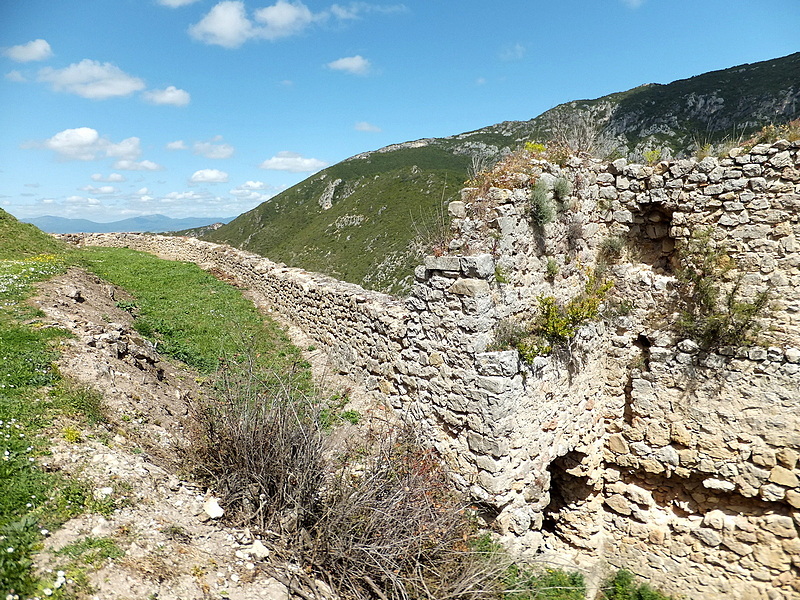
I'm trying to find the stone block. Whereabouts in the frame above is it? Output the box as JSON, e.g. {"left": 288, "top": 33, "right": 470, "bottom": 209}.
{"left": 693, "top": 527, "right": 722, "bottom": 547}
{"left": 448, "top": 201, "right": 467, "bottom": 218}
{"left": 448, "top": 278, "right": 490, "bottom": 297}
{"left": 763, "top": 515, "right": 798, "bottom": 539}
{"left": 460, "top": 254, "right": 494, "bottom": 279}
{"left": 604, "top": 494, "right": 632, "bottom": 515}
{"left": 424, "top": 255, "right": 461, "bottom": 272}
{"left": 769, "top": 466, "right": 799, "bottom": 487}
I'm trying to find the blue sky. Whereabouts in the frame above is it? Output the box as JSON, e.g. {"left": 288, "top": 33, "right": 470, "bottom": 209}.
{"left": 1, "top": 0, "right": 798, "bottom": 222}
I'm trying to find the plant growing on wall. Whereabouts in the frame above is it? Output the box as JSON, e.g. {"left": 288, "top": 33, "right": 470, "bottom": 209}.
{"left": 530, "top": 180, "right": 555, "bottom": 226}
{"left": 493, "top": 269, "right": 613, "bottom": 361}
{"left": 675, "top": 229, "right": 770, "bottom": 349}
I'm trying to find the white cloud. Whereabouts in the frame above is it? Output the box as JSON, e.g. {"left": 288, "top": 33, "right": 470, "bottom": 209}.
{"left": 190, "top": 168, "right": 229, "bottom": 183}
{"left": 194, "top": 139, "right": 235, "bottom": 159}
{"left": 5, "top": 70, "right": 26, "bottom": 82}
{"left": 190, "top": 0, "right": 396, "bottom": 48}
{"left": 230, "top": 180, "right": 275, "bottom": 202}
{"left": 113, "top": 159, "right": 164, "bottom": 171}
{"left": 105, "top": 137, "right": 142, "bottom": 160}
{"left": 41, "top": 127, "right": 102, "bottom": 161}
{"left": 158, "top": 0, "right": 202, "bottom": 6}
{"left": 621, "top": 0, "right": 644, "bottom": 7}
{"left": 38, "top": 59, "right": 145, "bottom": 99}
{"left": 326, "top": 55, "right": 371, "bottom": 75}
{"left": 80, "top": 185, "right": 117, "bottom": 194}
{"left": 33, "top": 128, "right": 161, "bottom": 170}
{"left": 499, "top": 43, "right": 526, "bottom": 61}
{"left": 475, "top": 77, "right": 487, "bottom": 86}
{"left": 143, "top": 86, "right": 191, "bottom": 106}
{"left": 165, "top": 191, "right": 205, "bottom": 201}
{"left": 166, "top": 140, "right": 187, "bottom": 150}
{"left": 254, "top": 0, "right": 317, "bottom": 40}
{"left": 260, "top": 151, "right": 327, "bottom": 172}
{"left": 3, "top": 39, "right": 53, "bottom": 63}
{"left": 91, "top": 173, "right": 126, "bottom": 182}
{"left": 189, "top": 1, "right": 254, "bottom": 48}
{"left": 355, "top": 121, "right": 381, "bottom": 133}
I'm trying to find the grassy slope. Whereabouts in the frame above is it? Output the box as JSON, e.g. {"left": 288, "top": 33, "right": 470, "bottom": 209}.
{"left": 202, "top": 53, "right": 800, "bottom": 293}
{"left": 0, "top": 208, "right": 65, "bottom": 259}
{"left": 0, "top": 210, "right": 310, "bottom": 596}
{"left": 205, "top": 146, "right": 470, "bottom": 294}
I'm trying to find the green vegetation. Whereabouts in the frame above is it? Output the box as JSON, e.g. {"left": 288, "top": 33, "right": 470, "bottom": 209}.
{"left": 0, "top": 236, "right": 118, "bottom": 597}
{"left": 0, "top": 208, "right": 65, "bottom": 260}
{"left": 203, "top": 146, "right": 469, "bottom": 294}
{"left": 77, "top": 247, "right": 310, "bottom": 381}
{"left": 676, "top": 229, "right": 769, "bottom": 349}
{"left": 195, "top": 53, "right": 798, "bottom": 293}
{"left": 530, "top": 180, "right": 556, "bottom": 226}
{"left": 600, "top": 570, "right": 679, "bottom": 600}
{"left": 493, "top": 270, "right": 613, "bottom": 361}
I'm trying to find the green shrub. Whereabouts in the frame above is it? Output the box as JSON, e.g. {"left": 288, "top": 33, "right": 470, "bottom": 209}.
{"left": 643, "top": 149, "right": 662, "bottom": 165}
{"left": 599, "top": 236, "right": 625, "bottom": 263}
{"left": 600, "top": 569, "right": 678, "bottom": 600}
{"left": 546, "top": 258, "right": 560, "bottom": 280}
{"left": 676, "top": 229, "right": 769, "bottom": 349}
{"left": 505, "top": 566, "right": 586, "bottom": 600}
{"left": 553, "top": 177, "right": 572, "bottom": 204}
{"left": 530, "top": 180, "right": 555, "bottom": 226}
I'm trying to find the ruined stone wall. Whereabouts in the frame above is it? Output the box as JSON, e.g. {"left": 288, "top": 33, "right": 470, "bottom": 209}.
{"left": 67, "top": 139, "right": 800, "bottom": 599}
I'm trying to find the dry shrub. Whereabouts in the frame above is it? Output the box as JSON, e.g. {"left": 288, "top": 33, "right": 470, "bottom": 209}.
{"left": 193, "top": 363, "right": 326, "bottom": 533}
{"left": 194, "top": 359, "right": 504, "bottom": 599}
{"left": 306, "top": 429, "right": 502, "bottom": 600}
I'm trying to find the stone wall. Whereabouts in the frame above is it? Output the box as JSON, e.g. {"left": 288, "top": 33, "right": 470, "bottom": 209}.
{"left": 66, "top": 139, "right": 800, "bottom": 599}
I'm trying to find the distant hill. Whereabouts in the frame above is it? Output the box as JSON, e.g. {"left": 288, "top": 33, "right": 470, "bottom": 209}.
{"left": 202, "top": 53, "right": 800, "bottom": 294}
{"left": 0, "top": 208, "right": 65, "bottom": 259}
{"left": 24, "top": 214, "right": 234, "bottom": 235}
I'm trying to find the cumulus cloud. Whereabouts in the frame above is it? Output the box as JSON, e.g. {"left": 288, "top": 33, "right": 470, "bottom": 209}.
{"left": 326, "top": 55, "right": 370, "bottom": 75}
{"left": 355, "top": 121, "right": 381, "bottom": 133}
{"left": 5, "top": 70, "right": 27, "bottom": 82}
{"left": 80, "top": 185, "right": 117, "bottom": 194}
{"left": 194, "top": 139, "right": 235, "bottom": 159}
{"left": 189, "top": 1, "right": 255, "bottom": 48}
{"left": 31, "top": 127, "right": 151, "bottom": 164}
{"left": 40, "top": 127, "right": 103, "bottom": 161}
{"left": 158, "top": 0, "right": 202, "bottom": 6}
{"left": 260, "top": 151, "right": 327, "bottom": 172}
{"left": 254, "top": 0, "right": 318, "bottom": 40}
{"left": 190, "top": 168, "right": 229, "bottom": 183}
{"left": 38, "top": 59, "right": 145, "bottom": 99}
{"left": 229, "top": 180, "right": 275, "bottom": 202}
{"left": 91, "top": 173, "right": 126, "bottom": 182}
{"left": 190, "top": 0, "right": 397, "bottom": 48}
{"left": 3, "top": 39, "right": 53, "bottom": 62}
{"left": 142, "top": 86, "right": 191, "bottom": 106}
{"left": 113, "top": 159, "right": 164, "bottom": 171}
{"left": 166, "top": 140, "right": 187, "bottom": 150}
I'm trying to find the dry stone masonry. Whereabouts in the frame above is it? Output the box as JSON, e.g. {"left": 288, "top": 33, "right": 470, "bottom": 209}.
{"left": 67, "top": 139, "right": 800, "bottom": 600}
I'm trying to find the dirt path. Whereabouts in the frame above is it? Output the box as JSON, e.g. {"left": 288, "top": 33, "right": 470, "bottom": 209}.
{"left": 28, "top": 268, "right": 368, "bottom": 600}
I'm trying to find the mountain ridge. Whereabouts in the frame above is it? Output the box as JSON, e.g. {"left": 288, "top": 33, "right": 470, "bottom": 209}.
{"left": 24, "top": 214, "right": 234, "bottom": 234}
{"left": 201, "top": 52, "right": 800, "bottom": 294}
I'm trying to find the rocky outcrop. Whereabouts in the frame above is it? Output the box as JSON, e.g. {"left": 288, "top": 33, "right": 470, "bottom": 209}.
{"left": 63, "top": 138, "right": 800, "bottom": 600}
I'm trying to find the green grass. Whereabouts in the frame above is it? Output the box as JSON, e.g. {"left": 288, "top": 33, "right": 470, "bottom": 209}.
{"left": 77, "top": 246, "right": 310, "bottom": 383}
{"left": 0, "top": 252, "right": 115, "bottom": 598}
{"left": 0, "top": 208, "right": 65, "bottom": 260}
